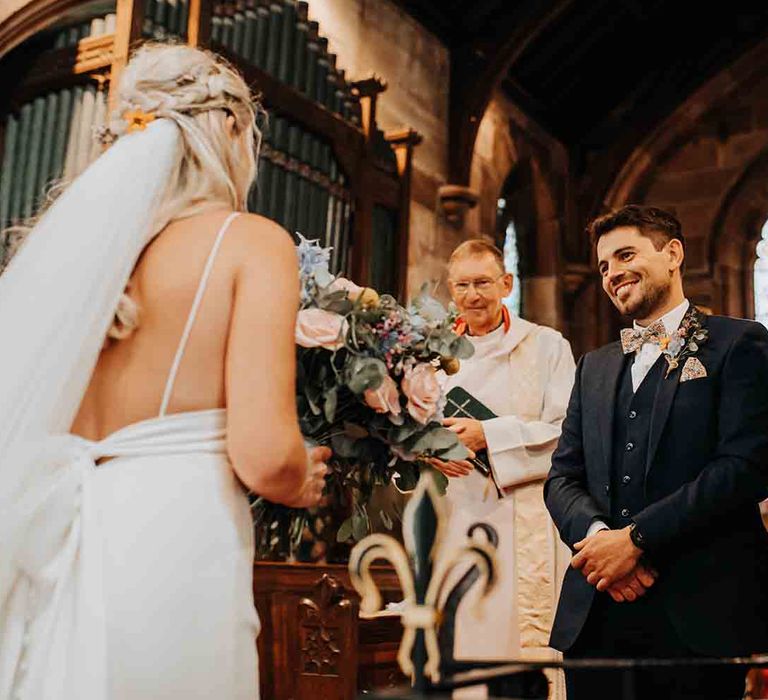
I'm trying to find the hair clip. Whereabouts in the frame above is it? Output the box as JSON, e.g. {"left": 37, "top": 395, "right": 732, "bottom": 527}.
{"left": 123, "top": 109, "right": 156, "bottom": 133}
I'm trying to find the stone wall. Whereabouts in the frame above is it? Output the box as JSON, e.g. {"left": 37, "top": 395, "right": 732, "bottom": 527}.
{"left": 604, "top": 38, "right": 768, "bottom": 321}
{"left": 308, "top": 0, "right": 451, "bottom": 300}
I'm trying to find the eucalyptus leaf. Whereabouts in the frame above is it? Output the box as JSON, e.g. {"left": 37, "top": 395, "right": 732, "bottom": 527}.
{"left": 352, "top": 509, "right": 369, "bottom": 541}
{"left": 434, "top": 442, "right": 471, "bottom": 461}
{"left": 449, "top": 335, "right": 475, "bottom": 360}
{"left": 380, "top": 509, "right": 394, "bottom": 530}
{"left": 336, "top": 516, "right": 354, "bottom": 542}
{"left": 331, "top": 434, "right": 360, "bottom": 458}
{"left": 323, "top": 386, "right": 338, "bottom": 423}
{"left": 407, "top": 426, "right": 463, "bottom": 454}
{"left": 346, "top": 356, "right": 387, "bottom": 394}
{"left": 428, "top": 467, "right": 449, "bottom": 495}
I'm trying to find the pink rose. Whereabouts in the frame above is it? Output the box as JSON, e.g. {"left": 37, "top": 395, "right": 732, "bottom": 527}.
{"left": 364, "top": 374, "right": 402, "bottom": 417}
{"left": 402, "top": 363, "right": 441, "bottom": 424}
{"left": 295, "top": 308, "right": 346, "bottom": 350}
{"left": 329, "top": 277, "right": 380, "bottom": 307}
{"left": 329, "top": 277, "right": 364, "bottom": 298}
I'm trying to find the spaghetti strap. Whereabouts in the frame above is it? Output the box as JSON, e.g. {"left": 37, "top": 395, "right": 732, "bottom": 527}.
{"left": 158, "top": 211, "right": 240, "bottom": 417}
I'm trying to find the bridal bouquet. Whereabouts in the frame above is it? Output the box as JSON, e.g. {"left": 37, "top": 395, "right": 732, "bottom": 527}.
{"left": 251, "top": 235, "right": 474, "bottom": 558}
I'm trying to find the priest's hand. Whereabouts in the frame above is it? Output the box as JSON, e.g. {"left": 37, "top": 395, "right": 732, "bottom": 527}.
{"left": 571, "top": 526, "right": 642, "bottom": 591}
{"left": 605, "top": 564, "right": 658, "bottom": 603}
{"left": 444, "top": 417, "right": 487, "bottom": 452}
{"left": 427, "top": 457, "right": 474, "bottom": 478}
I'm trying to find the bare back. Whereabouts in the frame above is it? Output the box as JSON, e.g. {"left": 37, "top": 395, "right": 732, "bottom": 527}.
{"left": 71, "top": 210, "right": 301, "bottom": 449}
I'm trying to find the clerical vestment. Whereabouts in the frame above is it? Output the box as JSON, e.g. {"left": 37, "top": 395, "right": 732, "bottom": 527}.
{"left": 439, "top": 316, "right": 575, "bottom": 698}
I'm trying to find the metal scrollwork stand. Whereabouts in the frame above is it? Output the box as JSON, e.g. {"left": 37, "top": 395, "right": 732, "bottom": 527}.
{"left": 349, "top": 472, "right": 551, "bottom": 698}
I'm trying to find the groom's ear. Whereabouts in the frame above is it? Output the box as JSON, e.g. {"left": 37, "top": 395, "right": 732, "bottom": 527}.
{"left": 667, "top": 238, "right": 685, "bottom": 273}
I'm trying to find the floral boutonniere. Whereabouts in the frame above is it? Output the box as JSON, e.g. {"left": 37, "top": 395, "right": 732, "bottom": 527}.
{"left": 658, "top": 307, "right": 709, "bottom": 379}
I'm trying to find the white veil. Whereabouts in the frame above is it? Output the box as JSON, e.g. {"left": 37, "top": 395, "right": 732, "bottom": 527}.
{"left": 0, "top": 118, "right": 181, "bottom": 697}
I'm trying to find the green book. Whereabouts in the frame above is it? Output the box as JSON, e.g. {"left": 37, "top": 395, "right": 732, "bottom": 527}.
{"left": 444, "top": 386, "right": 497, "bottom": 477}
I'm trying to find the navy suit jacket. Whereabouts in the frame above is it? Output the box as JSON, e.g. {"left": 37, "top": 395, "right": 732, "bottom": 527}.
{"left": 545, "top": 313, "right": 768, "bottom": 655}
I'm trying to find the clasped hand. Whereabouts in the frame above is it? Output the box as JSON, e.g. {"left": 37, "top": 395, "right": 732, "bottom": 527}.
{"left": 427, "top": 417, "right": 483, "bottom": 478}
{"left": 571, "top": 527, "right": 657, "bottom": 603}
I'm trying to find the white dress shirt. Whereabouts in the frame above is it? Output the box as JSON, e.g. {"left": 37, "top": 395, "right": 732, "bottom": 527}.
{"left": 630, "top": 299, "right": 690, "bottom": 392}
{"left": 585, "top": 298, "right": 690, "bottom": 538}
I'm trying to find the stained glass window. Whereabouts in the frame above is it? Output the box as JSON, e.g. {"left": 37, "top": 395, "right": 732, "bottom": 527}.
{"left": 755, "top": 220, "right": 768, "bottom": 328}
{"left": 502, "top": 216, "right": 522, "bottom": 317}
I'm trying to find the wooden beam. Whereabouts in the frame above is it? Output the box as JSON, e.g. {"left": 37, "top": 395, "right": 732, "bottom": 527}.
{"left": 187, "top": 0, "right": 213, "bottom": 47}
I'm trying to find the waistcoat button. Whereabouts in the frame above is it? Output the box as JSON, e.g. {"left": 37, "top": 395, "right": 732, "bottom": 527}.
{"left": 622, "top": 475, "right": 631, "bottom": 484}
{"left": 629, "top": 410, "right": 637, "bottom": 419}
{"left": 621, "top": 508, "right": 630, "bottom": 517}
{"left": 626, "top": 442, "right": 634, "bottom": 451}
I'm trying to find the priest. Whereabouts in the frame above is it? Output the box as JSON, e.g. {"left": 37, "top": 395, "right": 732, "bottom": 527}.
{"left": 432, "top": 239, "right": 575, "bottom": 699}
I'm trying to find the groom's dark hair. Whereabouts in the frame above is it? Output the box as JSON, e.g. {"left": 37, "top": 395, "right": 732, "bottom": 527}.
{"left": 587, "top": 205, "right": 686, "bottom": 255}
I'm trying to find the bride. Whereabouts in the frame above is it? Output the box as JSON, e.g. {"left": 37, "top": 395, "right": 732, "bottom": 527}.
{"left": 0, "top": 43, "right": 329, "bottom": 699}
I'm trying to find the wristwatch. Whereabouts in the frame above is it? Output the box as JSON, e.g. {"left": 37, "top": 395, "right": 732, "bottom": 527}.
{"left": 629, "top": 522, "right": 646, "bottom": 550}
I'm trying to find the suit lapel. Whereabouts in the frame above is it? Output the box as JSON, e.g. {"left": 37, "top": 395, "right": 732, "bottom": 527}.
{"left": 596, "top": 343, "right": 626, "bottom": 476}
{"left": 644, "top": 306, "right": 708, "bottom": 475}
{"left": 645, "top": 360, "right": 681, "bottom": 475}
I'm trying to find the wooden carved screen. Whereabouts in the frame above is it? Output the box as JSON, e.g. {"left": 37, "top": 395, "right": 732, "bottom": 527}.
{"left": 0, "top": 0, "right": 420, "bottom": 293}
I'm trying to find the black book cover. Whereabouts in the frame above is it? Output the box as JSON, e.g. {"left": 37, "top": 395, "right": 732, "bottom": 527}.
{"left": 444, "top": 386, "right": 496, "bottom": 478}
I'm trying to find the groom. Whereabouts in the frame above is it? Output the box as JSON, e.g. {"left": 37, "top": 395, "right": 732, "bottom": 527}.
{"left": 545, "top": 205, "right": 768, "bottom": 699}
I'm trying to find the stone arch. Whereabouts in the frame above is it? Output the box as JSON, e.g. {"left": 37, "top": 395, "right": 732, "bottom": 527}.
{"left": 0, "top": 0, "right": 85, "bottom": 60}
{"left": 600, "top": 37, "right": 768, "bottom": 215}
{"left": 710, "top": 146, "right": 768, "bottom": 319}
{"left": 466, "top": 90, "right": 567, "bottom": 328}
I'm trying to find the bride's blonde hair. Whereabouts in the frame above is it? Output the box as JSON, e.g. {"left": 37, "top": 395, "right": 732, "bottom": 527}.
{"left": 0, "top": 43, "right": 264, "bottom": 338}
{"left": 107, "top": 43, "right": 264, "bottom": 339}
{"left": 115, "top": 42, "right": 263, "bottom": 226}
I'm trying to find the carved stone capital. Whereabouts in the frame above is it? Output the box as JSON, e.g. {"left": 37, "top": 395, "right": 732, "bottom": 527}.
{"left": 437, "top": 184, "right": 479, "bottom": 229}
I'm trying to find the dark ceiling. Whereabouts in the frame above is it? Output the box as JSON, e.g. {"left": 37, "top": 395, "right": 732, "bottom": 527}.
{"left": 392, "top": 0, "right": 768, "bottom": 152}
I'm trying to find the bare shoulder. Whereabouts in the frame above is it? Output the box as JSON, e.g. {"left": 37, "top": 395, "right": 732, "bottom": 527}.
{"left": 226, "top": 213, "right": 296, "bottom": 267}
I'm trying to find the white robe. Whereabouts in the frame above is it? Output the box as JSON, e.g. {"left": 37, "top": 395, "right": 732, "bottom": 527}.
{"left": 439, "top": 316, "right": 575, "bottom": 699}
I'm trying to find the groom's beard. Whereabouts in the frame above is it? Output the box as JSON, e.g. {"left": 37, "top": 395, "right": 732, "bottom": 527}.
{"left": 611, "top": 275, "right": 672, "bottom": 322}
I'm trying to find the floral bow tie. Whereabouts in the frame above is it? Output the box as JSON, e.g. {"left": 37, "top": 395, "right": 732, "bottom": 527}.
{"left": 620, "top": 319, "right": 667, "bottom": 355}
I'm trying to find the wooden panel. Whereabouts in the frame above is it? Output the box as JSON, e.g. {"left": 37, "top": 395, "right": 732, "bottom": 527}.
{"left": 253, "top": 562, "right": 406, "bottom": 700}
{"left": 8, "top": 34, "right": 114, "bottom": 108}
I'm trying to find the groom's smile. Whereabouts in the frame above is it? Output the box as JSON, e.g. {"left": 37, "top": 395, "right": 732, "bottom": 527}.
{"left": 597, "top": 225, "right": 683, "bottom": 322}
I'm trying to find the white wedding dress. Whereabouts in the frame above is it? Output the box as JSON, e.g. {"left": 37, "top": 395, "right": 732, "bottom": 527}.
{"left": 2, "top": 213, "right": 260, "bottom": 699}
